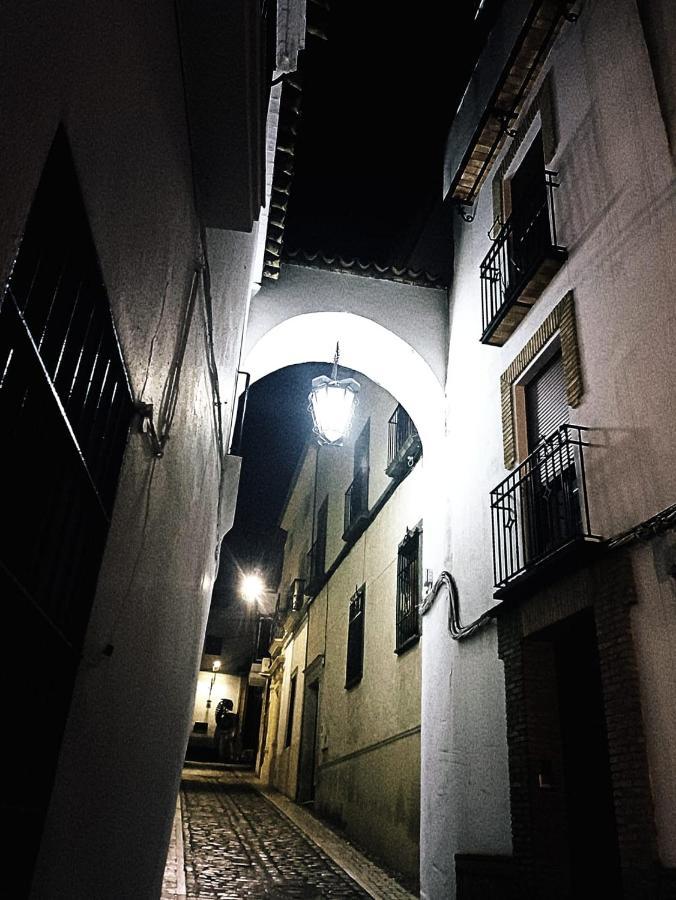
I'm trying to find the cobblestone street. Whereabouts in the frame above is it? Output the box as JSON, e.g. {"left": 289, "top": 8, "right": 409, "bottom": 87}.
{"left": 163, "top": 768, "right": 415, "bottom": 900}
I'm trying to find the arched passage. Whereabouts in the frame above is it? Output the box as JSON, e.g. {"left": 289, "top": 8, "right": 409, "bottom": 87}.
{"left": 242, "top": 310, "right": 450, "bottom": 577}
{"left": 242, "top": 311, "right": 445, "bottom": 455}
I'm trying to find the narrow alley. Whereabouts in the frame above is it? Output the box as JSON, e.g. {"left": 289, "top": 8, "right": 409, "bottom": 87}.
{"left": 162, "top": 766, "right": 416, "bottom": 900}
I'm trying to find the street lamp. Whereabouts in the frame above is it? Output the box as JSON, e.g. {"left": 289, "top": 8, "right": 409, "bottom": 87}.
{"left": 308, "top": 343, "right": 360, "bottom": 446}
{"left": 241, "top": 573, "right": 264, "bottom": 604}
{"left": 206, "top": 659, "right": 221, "bottom": 710}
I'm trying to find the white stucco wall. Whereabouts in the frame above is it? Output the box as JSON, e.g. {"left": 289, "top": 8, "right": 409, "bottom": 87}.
{"left": 246, "top": 263, "right": 449, "bottom": 388}
{"left": 0, "top": 4, "right": 260, "bottom": 897}
{"left": 422, "top": 1, "right": 676, "bottom": 896}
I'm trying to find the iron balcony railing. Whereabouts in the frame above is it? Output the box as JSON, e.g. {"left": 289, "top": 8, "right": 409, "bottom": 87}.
{"left": 490, "top": 425, "right": 597, "bottom": 589}
{"left": 480, "top": 170, "right": 566, "bottom": 344}
{"left": 386, "top": 404, "right": 421, "bottom": 474}
{"left": 344, "top": 471, "right": 369, "bottom": 536}
{"left": 285, "top": 577, "right": 306, "bottom": 612}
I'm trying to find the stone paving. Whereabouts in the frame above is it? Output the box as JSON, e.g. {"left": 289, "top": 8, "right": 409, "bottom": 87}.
{"left": 174, "top": 769, "right": 370, "bottom": 899}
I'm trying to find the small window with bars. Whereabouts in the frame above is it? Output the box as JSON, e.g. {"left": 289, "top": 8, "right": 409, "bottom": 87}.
{"left": 396, "top": 527, "right": 421, "bottom": 653}
{"left": 345, "top": 585, "right": 365, "bottom": 689}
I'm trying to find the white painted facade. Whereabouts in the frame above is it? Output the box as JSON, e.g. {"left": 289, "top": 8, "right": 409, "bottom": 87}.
{"left": 421, "top": 1, "right": 676, "bottom": 897}
{"left": 244, "top": 2, "right": 676, "bottom": 896}
{"left": 0, "top": 3, "right": 282, "bottom": 897}
{"left": 2, "top": 0, "right": 673, "bottom": 896}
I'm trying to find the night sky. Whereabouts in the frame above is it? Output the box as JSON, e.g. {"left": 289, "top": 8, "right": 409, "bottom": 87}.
{"left": 212, "top": 365, "right": 328, "bottom": 619}
{"left": 283, "top": 0, "right": 503, "bottom": 265}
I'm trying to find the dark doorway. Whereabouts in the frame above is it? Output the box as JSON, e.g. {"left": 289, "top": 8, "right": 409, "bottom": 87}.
{"left": 508, "top": 130, "right": 549, "bottom": 291}
{"left": 525, "top": 610, "right": 621, "bottom": 898}
{"left": 240, "top": 685, "right": 264, "bottom": 767}
{"left": 297, "top": 679, "right": 320, "bottom": 803}
{"left": 554, "top": 611, "right": 621, "bottom": 897}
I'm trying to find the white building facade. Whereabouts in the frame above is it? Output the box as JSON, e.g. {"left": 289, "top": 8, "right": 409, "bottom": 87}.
{"left": 421, "top": 1, "right": 676, "bottom": 897}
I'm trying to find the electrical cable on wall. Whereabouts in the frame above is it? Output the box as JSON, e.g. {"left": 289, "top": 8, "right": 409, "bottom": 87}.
{"left": 420, "top": 570, "right": 497, "bottom": 641}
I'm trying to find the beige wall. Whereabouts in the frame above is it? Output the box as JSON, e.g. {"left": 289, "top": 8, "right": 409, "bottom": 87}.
{"left": 264, "top": 373, "right": 424, "bottom": 877}
{"left": 270, "top": 622, "right": 308, "bottom": 799}
{"left": 312, "top": 464, "right": 423, "bottom": 878}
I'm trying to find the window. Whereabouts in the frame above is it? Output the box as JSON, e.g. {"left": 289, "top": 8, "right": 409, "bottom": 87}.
{"left": 344, "top": 420, "right": 370, "bottom": 538}
{"left": 480, "top": 126, "right": 566, "bottom": 346}
{"left": 520, "top": 349, "right": 581, "bottom": 563}
{"left": 499, "top": 292, "right": 583, "bottom": 470}
{"left": 285, "top": 672, "right": 297, "bottom": 747}
{"left": 492, "top": 325, "right": 595, "bottom": 590}
{"left": 396, "top": 527, "right": 422, "bottom": 653}
{"left": 307, "top": 496, "right": 328, "bottom": 593}
{"left": 386, "top": 404, "right": 422, "bottom": 479}
{"left": 0, "top": 127, "right": 133, "bottom": 880}
{"left": 345, "top": 585, "right": 365, "bottom": 688}
{"left": 203, "top": 635, "right": 223, "bottom": 656}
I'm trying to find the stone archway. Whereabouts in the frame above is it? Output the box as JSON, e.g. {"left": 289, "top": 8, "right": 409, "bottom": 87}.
{"left": 243, "top": 311, "right": 444, "bottom": 453}
{"left": 241, "top": 308, "right": 449, "bottom": 581}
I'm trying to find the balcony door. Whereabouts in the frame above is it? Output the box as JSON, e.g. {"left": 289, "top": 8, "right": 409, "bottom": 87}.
{"left": 523, "top": 611, "right": 621, "bottom": 897}
{"left": 523, "top": 351, "right": 579, "bottom": 562}
{"left": 508, "top": 131, "right": 548, "bottom": 290}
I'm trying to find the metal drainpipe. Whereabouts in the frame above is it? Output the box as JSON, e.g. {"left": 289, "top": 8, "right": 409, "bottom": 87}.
{"left": 231, "top": 370, "right": 251, "bottom": 455}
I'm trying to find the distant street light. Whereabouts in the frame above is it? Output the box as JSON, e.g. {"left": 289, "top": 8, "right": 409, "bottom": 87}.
{"left": 308, "top": 342, "right": 360, "bottom": 446}
{"left": 206, "top": 659, "right": 221, "bottom": 710}
{"left": 241, "top": 573, "right": 265, "bottom": 604}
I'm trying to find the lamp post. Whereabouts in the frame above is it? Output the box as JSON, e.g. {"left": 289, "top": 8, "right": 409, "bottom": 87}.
{"left": 242, "top": 573, "right": 266, "bottom": 662}
{"left": 308, "top": 343, "right": 360, "bottom": 446}
{"left": 206, "top": 659, "right": 221, "bottom": 710}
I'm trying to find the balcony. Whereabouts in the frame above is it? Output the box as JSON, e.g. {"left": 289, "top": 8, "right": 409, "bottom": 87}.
{"left": 305, "top": 540, "right": 325, "bottom": 597}
{"left": 386, "top": 405, "right": 422, "bottom": 480}
{"left": 343, "top": 473, "right": 369, "bottom": 541}
{"left": 490, "top": 425, "right": 601, "bottom": 595}
{"left": 285, "top": 577, "right": 306, "bottom": 613}
{"left": 480, "top": 171, "right": 566, "bottom": 346}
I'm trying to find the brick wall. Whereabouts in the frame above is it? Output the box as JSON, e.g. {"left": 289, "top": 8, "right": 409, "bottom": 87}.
{"left": 497, "top": 549, "right": 661, "bottom": 899}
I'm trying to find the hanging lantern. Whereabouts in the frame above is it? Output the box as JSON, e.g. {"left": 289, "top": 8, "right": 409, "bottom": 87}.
{"left": 308, "top": 343, "right": 360, "bottom": 446}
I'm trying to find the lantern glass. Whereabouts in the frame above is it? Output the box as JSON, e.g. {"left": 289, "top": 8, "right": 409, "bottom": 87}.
{"left": 309, "top": 375, "right": 359, "bottom": 445}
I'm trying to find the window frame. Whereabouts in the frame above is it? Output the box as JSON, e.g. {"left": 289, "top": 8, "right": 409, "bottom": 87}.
{"left": 285, "top": 670, "right": 298, "bottom": 748}
{"left": 345, "top": 584, "right": 366, "bottom": 689}
{"left": 395, "top": 525, "right": 422, "bottom": 654}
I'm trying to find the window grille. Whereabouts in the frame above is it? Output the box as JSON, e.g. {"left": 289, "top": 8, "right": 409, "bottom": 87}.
{"left": 0, "top": 127, "right": 133, "bottom": 886}
{"left": 345, "top": 584, "right": 365, "bottom": 688}
{"left": 396, "top": 528, "right": 421, "bottom": 652}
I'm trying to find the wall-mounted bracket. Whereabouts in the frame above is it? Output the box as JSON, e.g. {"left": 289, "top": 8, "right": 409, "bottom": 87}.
{"left": 134, "top": 402, "right": 164, "bottom": 458}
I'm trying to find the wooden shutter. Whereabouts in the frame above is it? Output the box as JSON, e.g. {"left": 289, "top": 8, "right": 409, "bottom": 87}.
{"left": 526, "top": 352, "right": 568, "bottom": 450}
